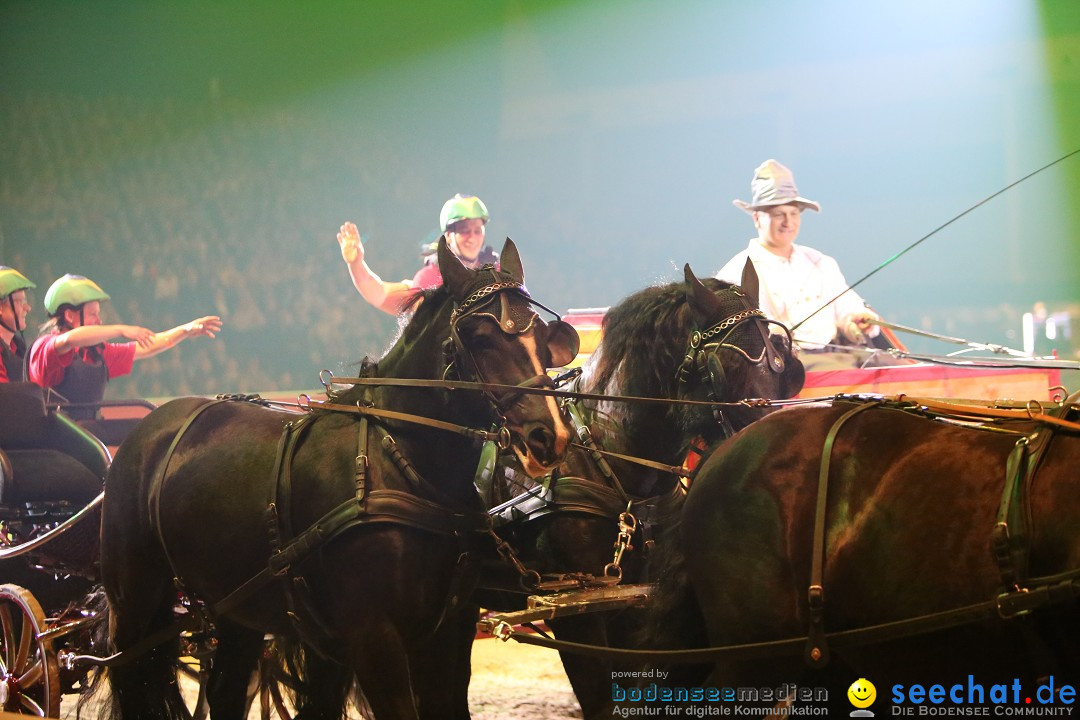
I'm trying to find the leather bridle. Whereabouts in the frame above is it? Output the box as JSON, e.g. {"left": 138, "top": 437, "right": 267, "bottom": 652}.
{"left": 677, "top": 287, "right": 791, "bottom": 391}
{"left": 444, "top": 273, "right": 578, "bottom": 419}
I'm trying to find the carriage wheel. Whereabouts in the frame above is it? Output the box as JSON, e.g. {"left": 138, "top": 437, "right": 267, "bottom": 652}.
{"left": 0, "top": 584, "right": 61, "bottom": 717}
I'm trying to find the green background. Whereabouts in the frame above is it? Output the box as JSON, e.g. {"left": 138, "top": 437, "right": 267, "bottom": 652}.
{"left": 2, "top": 0, "right": 1078, "bottom": 398}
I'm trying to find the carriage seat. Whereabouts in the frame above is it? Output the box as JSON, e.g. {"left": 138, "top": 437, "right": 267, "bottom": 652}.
{"left": 0, "top": 449, "right": 103, "bottom": 507}
{"left": 0, "top": 383, "right": 108, "bottom": 509}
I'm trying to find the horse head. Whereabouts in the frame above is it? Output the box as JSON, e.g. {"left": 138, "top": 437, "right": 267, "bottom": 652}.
{"left": 680, "top": 261, "right": 805, "bottom": 417}
{"left": 438, "top": 237, "right": 576, "bottom": 477}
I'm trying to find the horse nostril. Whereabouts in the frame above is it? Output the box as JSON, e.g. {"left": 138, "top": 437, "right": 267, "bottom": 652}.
{"left": 526, "top": 424, "right": 556, "bottom": 463}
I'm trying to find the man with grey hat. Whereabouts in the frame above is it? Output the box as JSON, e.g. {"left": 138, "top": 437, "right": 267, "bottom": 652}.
{"left": 716, "top": 159, "right": 880, "bottom": 352}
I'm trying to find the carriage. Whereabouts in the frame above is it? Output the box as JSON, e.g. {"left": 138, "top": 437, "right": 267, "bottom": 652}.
{"left": 0, "top": 377, "right": 118, "bottom": 716}
{"left": 0, "top": 380, "right": 233, "bottom": 717}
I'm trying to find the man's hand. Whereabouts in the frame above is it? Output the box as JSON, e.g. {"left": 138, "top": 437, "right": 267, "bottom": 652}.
{"left": 841, "top": 312, "right": 880, "bottom": 344}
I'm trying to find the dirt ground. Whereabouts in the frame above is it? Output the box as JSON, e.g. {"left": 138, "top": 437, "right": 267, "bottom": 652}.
{"left": 59, "top": 635, "right": 581, "bottom": 719}
{"left": 469, "top": 636, "right": 582, "bottom": 720}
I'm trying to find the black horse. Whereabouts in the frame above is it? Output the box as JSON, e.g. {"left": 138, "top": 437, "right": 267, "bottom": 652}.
{"left": 96, "top": 238, "right": 577, "bottom": 720}
{"left": 478, "top": 263, "right": 805, "bottom": 718}
{"left": 645, "top": 394, "right": 1080, "bottom": 713}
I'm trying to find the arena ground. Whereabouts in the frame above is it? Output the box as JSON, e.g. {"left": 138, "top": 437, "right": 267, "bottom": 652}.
{"left": 57, "top": 634, "right": 581, "bottom": 719}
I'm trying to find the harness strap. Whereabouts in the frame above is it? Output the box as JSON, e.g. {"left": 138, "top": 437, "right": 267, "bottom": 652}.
{"left": 806, "top": 400, "right": 882, "bottom": 668}
{"left": 149, "top": 399, "right": 228, "bottom": 590}
{"left": 271, "top": 415, "right": 313, "bottom": 547}
{"left": 473, "top": 435, "right": 500, "bottom": 507}
{"left": 268, "top": 414, "right": 338, "bottom": 648}
{"left": 356, "top": 415, "right": 369, "bottom": 501}
{"left": 992, "top": 437, "right": 1031, "bottom": 589}
{"left": 566, "top": 400, "right": 614, "bottom": 481}
{"left": 210, "top": 488, "right": 493, "bottom": 627}
{"left": 992, "top": 394, "right": 1069, "bottom": 591}
{"left": 890, "top": 395, "right": 1080, "bottom": 433}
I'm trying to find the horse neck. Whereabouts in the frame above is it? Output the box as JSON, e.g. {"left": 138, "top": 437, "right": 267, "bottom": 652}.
{"left": 580, "top": 358, "right": 684, "bottom": 468}
{"left": 362, "top": 302, "right": 495, "bottom": 494}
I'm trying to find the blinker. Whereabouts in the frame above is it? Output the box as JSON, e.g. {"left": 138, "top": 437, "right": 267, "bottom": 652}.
{"left": 465, "top": 289, "right": 536, "bottom": 336}
{"left": 545, "top": 320, "right": 580, "bottom": 368}
{"left": 706, "top": 353, "right": 728, "bottom": 400}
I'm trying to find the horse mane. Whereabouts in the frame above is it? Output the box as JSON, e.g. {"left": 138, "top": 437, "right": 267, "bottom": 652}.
{"left": 334, "top": 286, "right": 454, "bottom": 406}
{"left": 589, "top": 277, "right": 737, "bottom": 399}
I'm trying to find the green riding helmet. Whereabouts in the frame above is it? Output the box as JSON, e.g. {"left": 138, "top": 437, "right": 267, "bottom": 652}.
{"left": 0, "top": 267, "right": 35, "bottom": 299}
{"left": 439, "top": 194, "right": 489, "bottom": 232}
{"left": 44, "top": 274, "right": 111, "bottom": 315}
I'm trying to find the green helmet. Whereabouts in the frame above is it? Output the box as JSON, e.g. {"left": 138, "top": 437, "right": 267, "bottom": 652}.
{"left": 439, "top": 194, "right": 489, "bottom": 232}
{"left": 44, "top": 274, "right": 111, "bottom": 315}
{"left": 0, "top": 266, "right": 35, "bottom": 299}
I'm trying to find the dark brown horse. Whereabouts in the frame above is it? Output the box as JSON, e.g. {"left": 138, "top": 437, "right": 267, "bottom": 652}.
{"left": 96, "top": 239, "right": 576, "bottom": 720}
{"left": 478, "top": 263, "right": 805, "bottom": 718}
{"left": 646, "top": 394, "right": 1080, "bottom": 713}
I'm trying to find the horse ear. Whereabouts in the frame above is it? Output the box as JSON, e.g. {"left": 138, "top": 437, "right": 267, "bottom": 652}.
{"left": 740, "top": 258, "right": 760, "bottom": 307}
{"left": 684, "top": 263, "right": 723, "bottom": 322}
{"left": 499, "top": 237, "right": 524, "bottom": 284}
{"left": 438, "top": 236, "right": 473, "bottom": 298}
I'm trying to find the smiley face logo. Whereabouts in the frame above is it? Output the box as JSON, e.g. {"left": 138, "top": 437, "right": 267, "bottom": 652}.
{"left": 848, "top": 678, "right": 876, "bottom": 709}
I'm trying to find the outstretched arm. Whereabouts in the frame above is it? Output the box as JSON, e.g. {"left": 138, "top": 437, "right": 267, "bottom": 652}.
{"left": 132, "top": 316, "right": 223, "bottom": 360}
{"left": 53, "top": 324, "right": 157, "bottom": 354}
{"left": 337, "top": 221, "right": 416, "bottom": 315}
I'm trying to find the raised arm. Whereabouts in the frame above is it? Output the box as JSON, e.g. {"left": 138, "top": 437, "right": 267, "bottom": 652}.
{"left": 337, "top": 222, "right": 417, "bottom": 315}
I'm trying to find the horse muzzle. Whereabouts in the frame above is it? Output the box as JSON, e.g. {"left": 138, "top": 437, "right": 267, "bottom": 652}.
{"left": 504, "top": 397, "right": 572, "bottom": 478}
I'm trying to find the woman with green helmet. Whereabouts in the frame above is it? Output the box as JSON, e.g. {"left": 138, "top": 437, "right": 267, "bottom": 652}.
{"left": 336, "top": 193, "right": 499, "bottom": 314}
{"left": 28, "top": 274, "right": 223, "bottom": 420}
{"left": 0, "top": 266, "right": 36, "bottom": 383}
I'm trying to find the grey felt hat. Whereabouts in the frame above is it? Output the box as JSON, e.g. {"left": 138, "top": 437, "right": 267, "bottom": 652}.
{"left": 733, "top": 159, "right": 821, "bottom": 213}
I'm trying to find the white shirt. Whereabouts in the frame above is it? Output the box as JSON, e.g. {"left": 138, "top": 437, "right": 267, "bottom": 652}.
{"left": 716, "top": 240, "right": 873, "bottom": 349}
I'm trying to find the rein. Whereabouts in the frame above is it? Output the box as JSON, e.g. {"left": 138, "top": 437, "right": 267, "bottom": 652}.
{"left": 568, "top": 442, "right": 690, "bottom": 479}
{"left": 321, "top": 373, "right": 776, "bottom": 410}
{"left": 488, "top": 567, "right": 1080, "bottom": 662}
{"left": 791, "top": 147, "right": 1080, "bottom": 335}
{"left": 300, "top": 396, "right": 512, "bottom": 448}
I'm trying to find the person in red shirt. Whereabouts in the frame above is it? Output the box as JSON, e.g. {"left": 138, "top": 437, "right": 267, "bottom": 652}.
{"left": 336, "top": 194, "right": 499, "bottom": 314}
{"left": 28, "top": 274, "right": 223, "bottom": 420}
{"left": 0, "top": 266, "right": 36, "bottom": 383}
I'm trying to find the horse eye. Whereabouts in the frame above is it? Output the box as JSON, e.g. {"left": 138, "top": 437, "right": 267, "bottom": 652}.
{"left": 460, "top": 322, "right": 502, "bottom": 351}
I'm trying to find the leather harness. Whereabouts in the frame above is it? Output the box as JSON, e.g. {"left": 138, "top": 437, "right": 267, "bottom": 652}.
{"left": 804, "top": 393, "right": 1080, "bottom": 668}
{"left": 143, "top": 277, "right": 558, "bottom": 656}
{"left": 484, "top": 291, "right": 783, "bottom": 589}
{"left": 493, "top": 392, "right": 1080, "bottom": 666}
